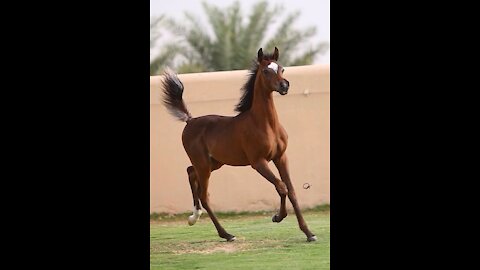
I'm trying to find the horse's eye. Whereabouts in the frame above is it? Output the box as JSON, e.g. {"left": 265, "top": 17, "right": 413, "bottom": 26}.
{"left": 282, "top": 68, "right": 285, "bottom": 73}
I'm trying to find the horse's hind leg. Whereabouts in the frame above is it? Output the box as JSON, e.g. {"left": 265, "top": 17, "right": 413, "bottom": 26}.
{"left": 187, "top": 166, "right": 202, "bottom": 226}
{"left": 186, "top": 160, "right": 223, "bottom": 226}
{"left": 194, "top": 159, "right": 235, "bottom": 241}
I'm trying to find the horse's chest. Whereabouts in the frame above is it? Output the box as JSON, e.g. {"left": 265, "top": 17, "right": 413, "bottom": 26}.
{"left": 273, "top": 139, "right": 287, "bottom": 159}
{"left": 261, "top": 134, "right": 287, "bottom": 160}
{"left": 242, "top": 124, "right": 288, "bottom": 160}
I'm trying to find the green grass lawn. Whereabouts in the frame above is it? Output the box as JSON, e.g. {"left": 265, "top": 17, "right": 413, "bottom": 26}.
{"left": 150, "top": 207, "right": 330, "bottom": 269}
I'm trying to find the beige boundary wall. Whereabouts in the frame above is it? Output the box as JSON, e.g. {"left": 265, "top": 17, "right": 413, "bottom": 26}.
{"left": 150, "top": 64, "right": 330, "bottom": 214}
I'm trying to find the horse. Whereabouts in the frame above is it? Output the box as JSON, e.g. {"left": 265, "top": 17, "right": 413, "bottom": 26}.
{"left": 161, "top": 47, "right": 317, "bottom": 242}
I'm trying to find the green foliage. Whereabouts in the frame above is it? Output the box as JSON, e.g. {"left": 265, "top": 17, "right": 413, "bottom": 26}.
{"left": 150, "top": 16, "right": 184, "bottom": 75}
{"left": 150, "top": 1, "right": 329, "bottom": 74}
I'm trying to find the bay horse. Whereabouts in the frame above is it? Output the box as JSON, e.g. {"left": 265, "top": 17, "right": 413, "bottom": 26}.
{"left": 161, "top": 47, "right": 317, "bottom": 242}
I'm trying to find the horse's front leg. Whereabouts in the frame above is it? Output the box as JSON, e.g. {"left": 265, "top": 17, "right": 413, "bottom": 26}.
{"left": 251, "top": 159, "right": 288, "bottom": 197}
{"left": 251, "top": 159, "right": 288, "bottom": 221}
{"left": 272, "top": 158, "right": 289, "bottom": 223}
{"left": 274, "top": 154, "right": 317, "bottom": 242}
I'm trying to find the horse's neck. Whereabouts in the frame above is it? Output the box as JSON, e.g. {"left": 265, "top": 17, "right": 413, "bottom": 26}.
{"left": 250, "top": 82, "right": 279, "bottom": 129}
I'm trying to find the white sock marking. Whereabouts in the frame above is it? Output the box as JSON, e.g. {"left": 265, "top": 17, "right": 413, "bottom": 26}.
{"left": 187, "top": 208, "right": 202, "bottom": 226}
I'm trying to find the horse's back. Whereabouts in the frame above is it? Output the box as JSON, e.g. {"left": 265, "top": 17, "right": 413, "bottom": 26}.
{"left": 183, "top": 114, "right": 233, "bottom": 134}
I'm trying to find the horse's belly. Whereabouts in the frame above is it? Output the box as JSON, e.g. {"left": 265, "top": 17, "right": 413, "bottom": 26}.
{"left": 223, "top": 158, "right": 251, "bottom": 167}
{"left": 207, "top": 140, "right": 250, "bottom": 166}
{"left": 210, "top": 153, "right": 250, "bottom": 166}
{"left": 209, "top": 147, "right": 250, "bottom": 166}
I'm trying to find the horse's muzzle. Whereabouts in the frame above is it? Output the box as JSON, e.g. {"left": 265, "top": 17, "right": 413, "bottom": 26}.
{"left": 278, "top": 80, "right": 289, "bottom": 95}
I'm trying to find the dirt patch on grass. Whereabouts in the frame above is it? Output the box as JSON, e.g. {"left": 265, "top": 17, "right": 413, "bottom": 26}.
{"left": 172, "top": 241, "right": 252, "bottom": 255}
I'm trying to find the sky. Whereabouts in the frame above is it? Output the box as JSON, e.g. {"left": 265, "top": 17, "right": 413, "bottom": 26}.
{"left": 150, "top": 0, "right": 330, "bottom": 64}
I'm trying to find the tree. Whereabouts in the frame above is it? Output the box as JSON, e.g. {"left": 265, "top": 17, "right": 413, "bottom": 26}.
{"left": 155, "top": 1, "right": 329, "bottom": 73}
{"left": 150, "top": 15, "right": 184, "bottom": 75}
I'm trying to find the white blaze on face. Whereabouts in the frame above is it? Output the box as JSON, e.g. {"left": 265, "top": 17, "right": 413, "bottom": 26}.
{"left": 267, "top": 62, "right": 279, "bottom": 74}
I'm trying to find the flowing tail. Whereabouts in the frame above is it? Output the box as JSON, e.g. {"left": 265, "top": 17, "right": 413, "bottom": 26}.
{"left": 161, "top": 69, "right": 192, "bottom": 122}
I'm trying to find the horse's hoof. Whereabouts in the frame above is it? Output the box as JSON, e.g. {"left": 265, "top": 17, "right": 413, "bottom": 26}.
{"left": 272, "top": 214, "right": 286, "bottom": 223}
{"left": 272, "top": 215, "right": 279, "bottom": 223}
{"left": 187, "top": 209, "right": 202, "bottom": 226}
{"left": 187, "top": 215, "right": 197, "bottom": 226}
{"left": 226, "top": 236, "right": 236, "bottom": 242}
{"left": 307, "top": 235, "right": 317, "bottom": 242}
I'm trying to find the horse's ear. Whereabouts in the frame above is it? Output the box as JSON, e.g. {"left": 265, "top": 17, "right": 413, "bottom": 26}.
{"left": 257, "top": 48, "right": 263, "bottom": 62}
{"left": 273, "top": 47, "right": 279, "bottom": 61}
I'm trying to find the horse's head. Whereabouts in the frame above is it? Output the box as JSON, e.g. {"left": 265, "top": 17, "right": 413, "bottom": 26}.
{"left": 257, "top": 47, "right": 289, "bottom": 95}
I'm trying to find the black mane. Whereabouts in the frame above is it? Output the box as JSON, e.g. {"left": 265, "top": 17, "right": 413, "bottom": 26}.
{"left": 234, "top": 53, "right": 275, "bottom": 114}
